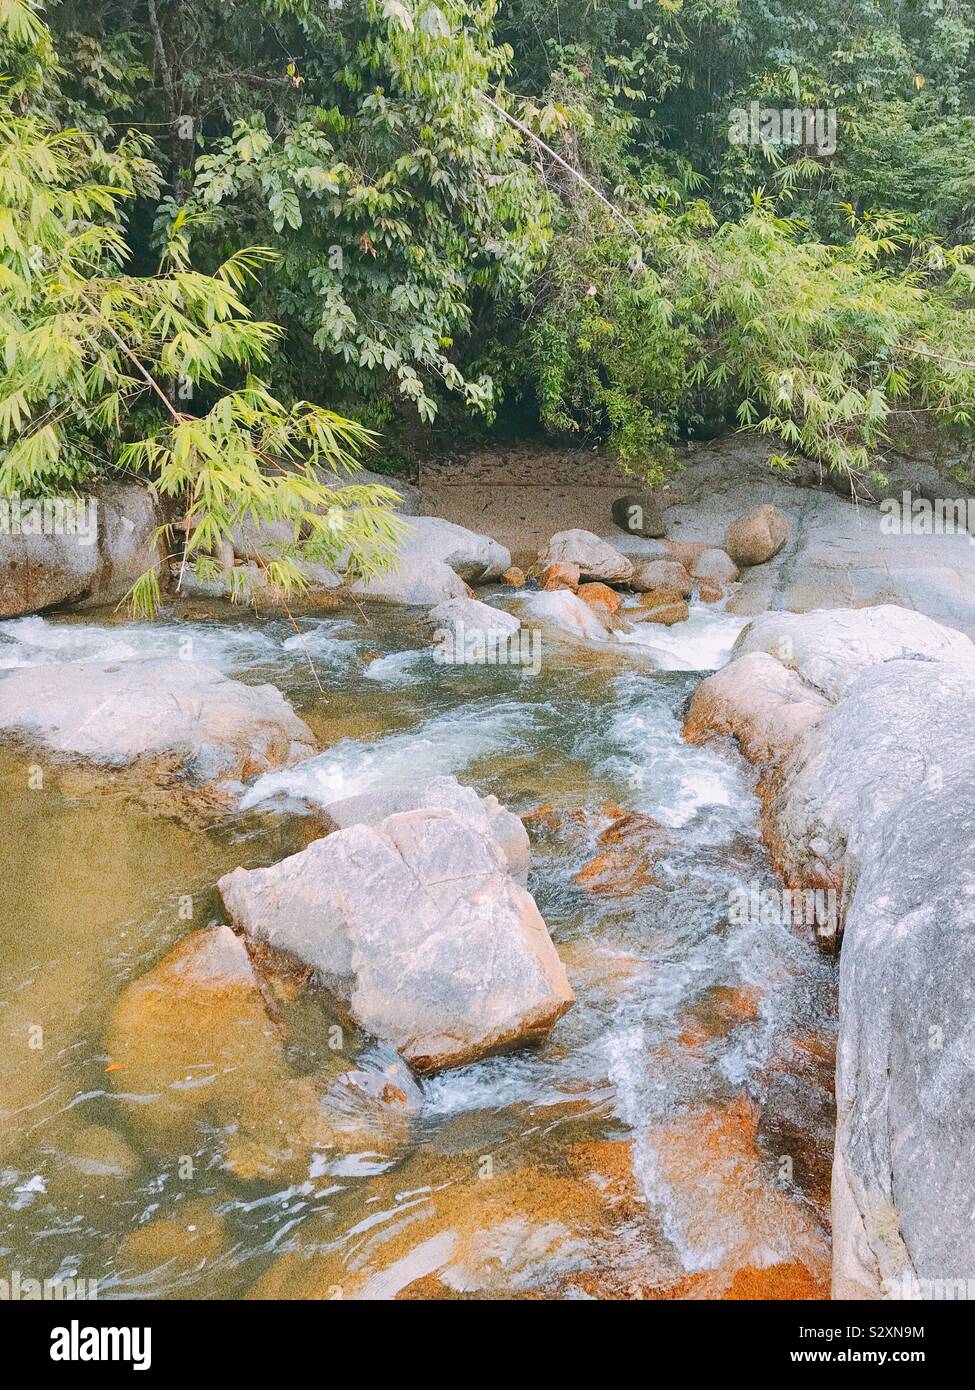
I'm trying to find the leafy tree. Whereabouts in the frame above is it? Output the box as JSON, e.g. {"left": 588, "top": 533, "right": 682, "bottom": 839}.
{"left": 0, "top": 0, "right": 403, "bottom": 614}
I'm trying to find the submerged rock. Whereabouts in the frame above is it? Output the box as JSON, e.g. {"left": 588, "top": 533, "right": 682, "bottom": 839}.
{"left": 105, "top": 927, "right": 415, "bottom": 1180}
{"left": 121, "top": 1200, "right": 228, "bottom": 1270}
{"left": 0, "top": 658, "right": 316, "bottom": 783}
{"left": 219, "top": 807, "right": 574, "bottom": 1072}
{"left": 643, "top": 1096, "right": 830, "bottom": 1295}
{"left": 538, "top": 530, "right": 634, "bottom": 585}
{"left": 105, "top": 926, "right": 291, "bottom": 1150}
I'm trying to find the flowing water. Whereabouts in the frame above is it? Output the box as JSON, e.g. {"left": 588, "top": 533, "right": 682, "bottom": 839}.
{"left": 0, "top": 592, "right": 836, "bottom": 1300}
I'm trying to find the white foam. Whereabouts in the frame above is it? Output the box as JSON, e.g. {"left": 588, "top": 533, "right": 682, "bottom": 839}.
{"left": 241, "top": 698, "right": 549, "bottom": 811}
{"left": 0, "top": 614, "right": 359, "bottom": 676}
{"left": 523, "top": 590, "right": 747, "bottom": 672}
{"left": 618, "top": 600, "right": 748, "bottom": 671}
{"left": 362, "top": 649, "right": 428, "bottom": 685}
{"left": 596, "top": 678, "right": 751, "bottom": 829}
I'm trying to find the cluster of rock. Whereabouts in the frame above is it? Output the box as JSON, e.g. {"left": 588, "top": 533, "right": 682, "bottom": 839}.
{"left": 527, "top": 503, "right": 787, "bottom": 636}
{"left": 683, "top": 603, "right": 975, "bottom": 1298}
{"left": 104, "top": 774, "right": 574, "bottom": 1181}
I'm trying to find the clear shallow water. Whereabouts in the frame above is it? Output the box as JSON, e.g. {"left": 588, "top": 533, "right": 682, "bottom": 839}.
{"left": 0, "top": 597, "right": 835, "bottom": 1300}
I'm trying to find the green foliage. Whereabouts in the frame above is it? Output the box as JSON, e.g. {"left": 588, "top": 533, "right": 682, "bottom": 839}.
{"left": 9, "top": 0, "right": 975, "bottom": 490}
{"left": 0, "top": 0, "right": 403, "bottom": 611}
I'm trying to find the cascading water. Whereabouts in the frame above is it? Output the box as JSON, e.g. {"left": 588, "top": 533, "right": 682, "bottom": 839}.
{"left": 0, "top": 595, "right": 836, "bottom": 1300}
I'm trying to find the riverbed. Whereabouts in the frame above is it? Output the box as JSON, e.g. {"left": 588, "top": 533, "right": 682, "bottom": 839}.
{"left": 0, "top": 592, "right": 836, "bottom": 1299}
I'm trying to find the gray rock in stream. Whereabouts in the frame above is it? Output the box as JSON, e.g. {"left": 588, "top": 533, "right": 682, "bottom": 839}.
{"left": 397, "top": 516, "right": 511, "bottom": 583}
{"left": 347, "top": 556, "right": 472, "bottom": 606}
{"left": 684, "top": 603, "right": 975, "bottom": 1298}
{"left": 0, "top": 481, "right": 164, "bottom": 618}
{"left": 320, "top": 775, "right": 530, "bottom": 885}
{"left": 219, "top": 807, "right": 574, "bottom": 1072}
{"left": 0, "top": 658, "right": 316, "bottom": 782}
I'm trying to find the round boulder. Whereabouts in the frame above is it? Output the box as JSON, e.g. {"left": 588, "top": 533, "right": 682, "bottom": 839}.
{"left": 611, "top": 494, "right": 666, "bottom": 539}
{"left": 724, "top": 505, "right": 790, "bottom": 567}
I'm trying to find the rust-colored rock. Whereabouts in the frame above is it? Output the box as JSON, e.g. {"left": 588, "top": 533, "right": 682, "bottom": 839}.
{"left": 634, "top": 600, "right": 689, "bottom": 626}
{"left": 637, "top": 587, "right": 688, "bottom": 609}
{"left": 575, "top": 848, "right": 657, "bottom": 893}
{"left": 597, "top": 810, "right": 662, "bottom": 847}
{"left": 501, "top": 566, "right": 526, "bottom": 588}
{"left": 541, "top": 561, "right": 581, "bottom": 592}
{"left": 684, "top": 652, "right": 828, "bottom": 774}
{"left": 643, "top": 1096, "right": 831, "bottom": 1297}
{"left": 577, "top": 581, "right": 622, "bottom": 615}
{"left": 724, "top": 1262, "right": 829, "bottom": 1300}
{"left": 664, "top": 539, "right": 709, "bottom": 569}
{"left": 697, "top": 578, "right": 724, "bottom": 603}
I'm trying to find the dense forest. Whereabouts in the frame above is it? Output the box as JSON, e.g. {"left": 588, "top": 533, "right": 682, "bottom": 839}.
{"left": 3, "top": 0, "right": 975, "bottom": 599}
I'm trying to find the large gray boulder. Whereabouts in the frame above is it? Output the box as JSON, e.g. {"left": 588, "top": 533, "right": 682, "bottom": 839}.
{"left": 538, "top": 529, "right": 634, "bottom": 584}
{"left": 341, "top": 467, "right": 423, "bottom": 516}
{"left": 348, "top": 557, "right": 471, "bottom": 606}
{"left": 834, "top": 771, "right": 975, "bottom": 1299}
{"left": 0, "top": 482, "right": 163, "bottom": 617}
{"left": 80, "top": 482, "right": 166, "bottom": 609}
{"left": 684, "top": 604, "right": 975, "bottom": 1297}
{"left": 731, "top": 604, "right": 975, "bottom": 702}
{"left": 319, "top": 775, "right": 530, "bottom": 886}
{"left": 219, "top": 807, "right": 574, "bottom": 1072}
{"left": 765, "top": 659, "right": 975, "bottom": 916}
{"left": 0, "top": 659, "right": 315, "bottom": 782}
{"left": 0, "top": 525, "right": 99, "bottom": 618}
{"left": 398, "top": 516, "right": 510, "bottom": 583}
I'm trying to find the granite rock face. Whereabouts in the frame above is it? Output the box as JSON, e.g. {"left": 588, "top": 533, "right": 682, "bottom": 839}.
{"left": 0, "top": 658, "right": 316, "bottom": 782}
{"left": 319, "top": 775, "right": 531, "bottom": 885}
{"left": 683, "top": 603, "right": 975, "bottom": 1298}
{"left": 0, "top": 482, "right": 164, "bottom": 618}
{"left": 220, "top": 806, "right": 574, "bottom": 1072}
